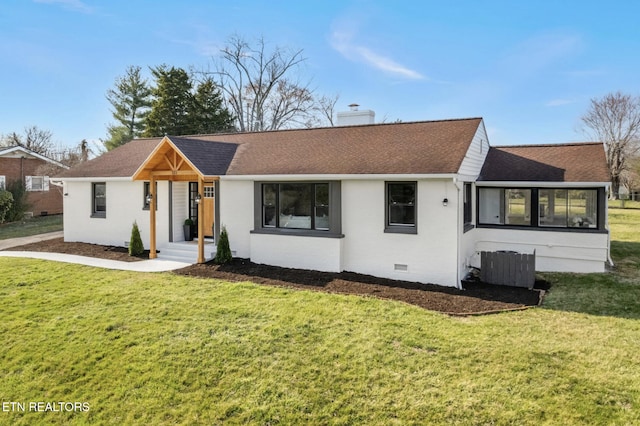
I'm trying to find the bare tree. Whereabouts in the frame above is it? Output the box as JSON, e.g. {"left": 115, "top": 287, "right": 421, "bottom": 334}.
{"left": 314, "top": 93, "right": 340, "bottom": 127}
{"left": 1, "top": 125, "right": 54, "bottom": 156}
{"left": 580, "top": 91, "right": 640, "bottom": 198}
{"left": 205, "top": 35, "right": 320, "bottom": 132}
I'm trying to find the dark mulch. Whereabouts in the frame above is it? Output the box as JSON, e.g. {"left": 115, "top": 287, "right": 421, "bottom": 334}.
{"left": 175, "top": 258, "right": 545, "bottom": 315}
{"left": 5, "top": 238, "right": 546, "bottom": 314}
{"left": 4, "top": 237, "right": 150, "bottom": 262}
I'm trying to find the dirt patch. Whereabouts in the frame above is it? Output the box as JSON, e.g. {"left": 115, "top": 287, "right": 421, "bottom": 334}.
{"left": 4, "top": 238, "right": 545, "bottom": 314}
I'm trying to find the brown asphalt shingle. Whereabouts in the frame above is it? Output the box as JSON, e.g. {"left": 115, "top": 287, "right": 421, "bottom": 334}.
{"left": 479, "top": 143, "right": 610, "bottom": 183}
{"left": 57, "top": 118, "right": 483, "bottom": 178}
{"left": 56, "top": 138, "right": 161, "bottom": 178}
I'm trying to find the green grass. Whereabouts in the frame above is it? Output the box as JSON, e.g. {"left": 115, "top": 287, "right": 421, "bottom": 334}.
{"left": 541, "top": 208, "right": 640, "bottom": 318}
{"left": 0, "top": 260, "right": 639, "bottom": 425}
{"left": 0, "top": 214, "right": 63, "bottom": 240}
{"left": 608, "top": 199, "right": 640, "bottom": 209}
{"left": 0, "top": 211, "right": 639, "bottom": 424}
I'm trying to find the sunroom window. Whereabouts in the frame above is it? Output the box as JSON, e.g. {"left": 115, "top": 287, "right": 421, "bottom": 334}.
{"left": 478, "top": 188, "right": 531, "bottom": 226}
{"left": 539, "top": 189, "right": 598, "bottom": 228}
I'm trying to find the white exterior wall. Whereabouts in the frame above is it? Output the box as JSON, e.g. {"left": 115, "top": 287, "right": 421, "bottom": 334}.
{"left": 250, "top": 233, "right": 343, "bottom": 272}
{"left": 468, "top": 228, "right": 608, "bottom": 273}
{"left": 342, "top": 179, "right": 460, "bottom": 287}
{"left": 218, "top": 179, "right": 254, "bottom": 258}
{"left": 63, "top": 180, "right": 170, "bottom": 248}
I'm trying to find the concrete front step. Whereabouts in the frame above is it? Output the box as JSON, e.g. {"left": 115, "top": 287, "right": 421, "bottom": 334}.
{"left": 157, "top": 241, "right": 216, "bottom": 264}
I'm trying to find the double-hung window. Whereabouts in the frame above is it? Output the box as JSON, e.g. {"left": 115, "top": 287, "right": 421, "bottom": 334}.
{"left": 385, "top": 182, "right": 417, "bottom": 233}
{"left": 92, "top": 182, "right": 106, "bottom": 218}
{"left": 25, "top": 176, "right": 49, "bottom": 192}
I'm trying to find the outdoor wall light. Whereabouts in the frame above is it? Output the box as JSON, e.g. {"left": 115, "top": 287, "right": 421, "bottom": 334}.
{"left": 442, "top": 198, "right": 449, "bottom": 207}
{"left": 145, "top": 193, "right": 153, "bottom": 204}
{"left": 195, "top": 193, "right": 202, "bottom": 204}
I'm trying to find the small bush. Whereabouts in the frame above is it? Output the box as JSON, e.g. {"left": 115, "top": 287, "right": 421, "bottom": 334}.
{"left": 214, "top": 226, "right": 232, "bottom": 264}
{"left": 129, "top": 221, "right": 144, "bottom": 256}
{"left": 0, "top": 190, "right": 13, "bottom": 223}
{"left": 5, "top": 180, "right": 30, "bottom": 222}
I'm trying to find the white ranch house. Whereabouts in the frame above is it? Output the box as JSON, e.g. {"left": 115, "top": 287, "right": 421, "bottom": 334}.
{"left": 56, "top": 114, "right": 611, "bottom": 288}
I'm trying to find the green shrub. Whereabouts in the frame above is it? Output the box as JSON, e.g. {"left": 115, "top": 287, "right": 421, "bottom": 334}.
{"left": 129, "top": 221, "right": 144, "bottom": 256}
{"left": 214, "top": 226, "right": 232, "bottom": 264}
{"left": 5, "top": 180, "right": 30, "bottom": 222}
{"left": 0, "top": 190, "right": 13, "bottom": 223}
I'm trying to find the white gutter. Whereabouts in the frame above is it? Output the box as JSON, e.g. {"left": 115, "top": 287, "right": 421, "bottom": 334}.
{"left": 222, "top": 173, "right": 459, "bottom": 181}
{"left": 477, "top": 181, "right": 611, "bottom": 188}
{"left": 54, "top": 176, "right": 133, "bottom": 182}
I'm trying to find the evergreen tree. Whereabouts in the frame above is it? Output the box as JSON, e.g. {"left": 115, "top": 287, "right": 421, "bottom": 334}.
{"left": 104, "top": 65, "right": 152, "bottom": 151}
{"left": 190, "top": 77, "right": 235, "bottom": 134}
{"left": 129, "top": 221, "right": 144, "bottom": 256}
{"left": 214, "top": 226, "right": 232, "bottom": 264}
{"left": 144, "top": 65, "right": 194, "bottom": 137}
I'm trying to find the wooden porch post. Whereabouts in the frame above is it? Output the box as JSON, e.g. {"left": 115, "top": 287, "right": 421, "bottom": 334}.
{"left": 149, "top": 175, "right": 157, "bottom": 259}
{"left": 197, "top": 177, "right": 205, "bottom": 263}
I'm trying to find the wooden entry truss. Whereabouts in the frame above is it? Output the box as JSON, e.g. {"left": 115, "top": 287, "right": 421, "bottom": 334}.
{"left": 132, "top": 136, "right": 218, "bottom": 263}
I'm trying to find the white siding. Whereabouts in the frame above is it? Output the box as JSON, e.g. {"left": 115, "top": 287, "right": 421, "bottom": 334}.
{"left": 457, "top": 119, "right": 490, "bottom": 179}
{"left": 63, "top": 180, "right": 170, "bottom": 248}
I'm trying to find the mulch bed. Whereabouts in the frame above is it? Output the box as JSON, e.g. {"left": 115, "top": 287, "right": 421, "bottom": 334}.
{"left": 175, "top": 259, "right": 545, "bottom": 315}
{"left": 5, "top": 238, "right": 546, "bottom": 315}
{"left": 4, "top": 237, "right": 150, "bottom": 262}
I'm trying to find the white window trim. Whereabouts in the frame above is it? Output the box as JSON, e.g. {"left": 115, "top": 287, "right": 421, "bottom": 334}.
{"left": 25, "top": 176, "right": 49, "bottom": 192}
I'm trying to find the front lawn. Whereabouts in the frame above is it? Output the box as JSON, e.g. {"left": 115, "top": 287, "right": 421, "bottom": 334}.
{"left": 0, "top": 214, "right": 63, "bottom": 240}
{"left": 1, "top": 261, "right": 639, "bottom": 424}
{"left": 0, "top": 209, "right": 639, "bottom": 424}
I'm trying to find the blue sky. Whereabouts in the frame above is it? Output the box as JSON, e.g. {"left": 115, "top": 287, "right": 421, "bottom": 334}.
{"left": 2, "top": 0, "right": 639, "bottom": 149}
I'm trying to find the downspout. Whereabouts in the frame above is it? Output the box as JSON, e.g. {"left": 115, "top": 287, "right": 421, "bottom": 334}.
{"left": 454, "top": 178, "right": 464, "bottom": 289}
{"left": 606, "top": 193, "right": 614, "bottom": 267}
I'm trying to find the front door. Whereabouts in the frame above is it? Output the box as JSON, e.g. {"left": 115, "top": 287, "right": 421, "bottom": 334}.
{"left": 203, "top": 185, "right": 215, "bottom": 237}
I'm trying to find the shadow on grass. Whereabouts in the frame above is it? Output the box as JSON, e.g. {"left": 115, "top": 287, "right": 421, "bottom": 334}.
{"left": 541, "top": 241, "right": 640, "bottom": 320}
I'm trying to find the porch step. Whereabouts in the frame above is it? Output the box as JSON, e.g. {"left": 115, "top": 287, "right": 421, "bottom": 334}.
{"left": 157, "top": 241, "right": 216, "bottom": 264}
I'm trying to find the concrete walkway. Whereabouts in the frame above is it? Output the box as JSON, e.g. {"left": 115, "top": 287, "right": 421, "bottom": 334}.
{"left": 0, "top": 232, "right": 191, "bottom": 272}
{"left": 0, "top": 230, "right": 64, "bottom": 250}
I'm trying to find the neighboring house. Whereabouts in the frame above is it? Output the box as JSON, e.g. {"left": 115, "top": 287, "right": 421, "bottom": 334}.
{"left": 56, "top": 115, "right": 611, "bottom": 287}
{"left": 0, "top": 146, "right": 68, "bottom": 216}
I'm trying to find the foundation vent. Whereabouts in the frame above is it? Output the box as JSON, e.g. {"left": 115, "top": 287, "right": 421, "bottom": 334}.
{"left": 394, "top": 263, "right": 408, "bottom": 272}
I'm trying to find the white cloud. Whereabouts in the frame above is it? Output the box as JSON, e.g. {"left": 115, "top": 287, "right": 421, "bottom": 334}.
{"left": 330, "top": 29, "right": 424, "bottom": 80}
{"left": 546, "top": 98, "right": 574, "bottom": 107}
{"left": 33, "top": 0, "right": 93, "bottom": 14}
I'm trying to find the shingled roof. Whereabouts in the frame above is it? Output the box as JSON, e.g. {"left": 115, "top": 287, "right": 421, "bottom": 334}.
{"left": 58, "top": 118, "right": 483, "bottom": 178}
{"left": 478, "top": 143, "right": 610, "bottom": 183}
